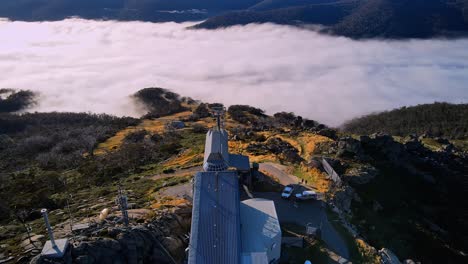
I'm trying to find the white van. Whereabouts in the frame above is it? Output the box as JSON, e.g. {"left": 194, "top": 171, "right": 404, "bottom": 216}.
{"left": 295, "top": 190, "right": 317, "bottom": 200}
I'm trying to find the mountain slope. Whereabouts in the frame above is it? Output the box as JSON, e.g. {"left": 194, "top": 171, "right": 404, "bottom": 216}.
{"left": 341, "top": 102, "right": 468, "bottom": 139}
{"left": 248, "top": 0, "right": 341, "bottom": 11}
{"left": 0, "top": 0, "right": 262, "bottom": 22}
{"left": 195, "top": 0, "right": 468, "bottom": 38}
{"left": 193, "top": 2, "right": 357, "bottom": 29}
{"left": 333, "top": 0, "right": 468, "bottom": 38}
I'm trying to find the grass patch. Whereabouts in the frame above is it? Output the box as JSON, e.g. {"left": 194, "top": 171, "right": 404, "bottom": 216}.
{"left": 151, "top": 196, "right": 189, "bottom": 210}
{"left": 421, "top": 138, "right": 444, "bottom": 151}
{"left": 292, "top": 165, "right": 331, "bottom": 193}
{"left": 451, "top": 139, "right": 468, "bottom": 151}
{"left": 152, "top": 175, "right": 192, "bottom": 193}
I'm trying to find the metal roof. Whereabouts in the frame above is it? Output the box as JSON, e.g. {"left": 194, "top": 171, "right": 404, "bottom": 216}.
{"left": 240, "top": 199, "right": 281, "bottom": 258}
{"left": 241, "top": 252, "right": 269, "bottom": 264}
{"left": 188, "top": 171, "right": 241, "bottom": 264}
{"left": 229, "top": 154, "right": 250, "bottom": 172}
{"left": 203, "top": 129, "right": 230, "bottom": 171}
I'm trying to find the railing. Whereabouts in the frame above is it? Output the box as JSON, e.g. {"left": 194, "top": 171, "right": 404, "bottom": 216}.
{"left": 321, "top": 158, "right": 342, "bottom": 187}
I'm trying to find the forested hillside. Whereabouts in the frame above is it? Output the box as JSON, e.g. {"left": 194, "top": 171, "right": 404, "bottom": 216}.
{"left": 195, "top": 0, "right": 468, "bottom": 39}
{"left": 341, "top": 102, "right": 468, "bottom": 139}
{"left": 248, "top": 0, "right": 341, "bottom": 11}
{"left": 332, "top": 0, "right": 468, "bottom": 38}
{"left": 0, "top": 0, "right": 261, "bottom": 22}
{"left": 192, "top": 2, "right": 354, "bottom": 29}
{"left": 2, "top": 0, "right": 468, "bottom": 39}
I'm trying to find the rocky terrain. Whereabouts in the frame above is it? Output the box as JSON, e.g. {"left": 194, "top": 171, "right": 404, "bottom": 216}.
{"left": 0, "top": 88, "right": 467, "bottom": 263}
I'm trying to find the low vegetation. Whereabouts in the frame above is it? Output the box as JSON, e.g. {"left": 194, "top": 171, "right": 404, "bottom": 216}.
{"left": 341, "top": 102, "right": 468, "bottom": 139}
{"left": 1, "top": 88, "right": 466, "bottom": 263}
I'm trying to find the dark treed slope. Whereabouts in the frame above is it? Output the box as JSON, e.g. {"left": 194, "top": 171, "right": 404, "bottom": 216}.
{"left": 3, "top": 0, "right": 468, "bottom": 38}
{"left": 341, "top": 102, "right": 468, "bottom": 139}
{"left": 0, "top": 0, "right": 262, "bottom": 22}
{"left": 133, "top": 87, "right": 195, "bottom": 118}
{"left": 0, "top": 112, "right": 138, "bottom": 171}
{"left": 248, "top": 0, "right": 341, "bottom": 11}
{"left": 193, "top": 2, "right": 355, "bottom": 29}
{"left": 333, "top": 0, "right": 468, "bottom": 38}
{"left": 195, "top": 0, "right": 468, "bottom": 39}
{"left": 0, "top": 89, "right": 36, "bottom": 113}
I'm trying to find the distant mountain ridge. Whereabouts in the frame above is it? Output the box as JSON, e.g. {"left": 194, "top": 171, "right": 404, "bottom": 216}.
{"left": 192, "top": 2, "right": 356, "bottom": 29}
{"left": 196, "top": 0, "right": 468, "bottom": 39}
{"left": 1, "top": 0, "right": 468, "bottom": 38}
{"left": 0, "top": 0, "right": 261, "bottom": 22}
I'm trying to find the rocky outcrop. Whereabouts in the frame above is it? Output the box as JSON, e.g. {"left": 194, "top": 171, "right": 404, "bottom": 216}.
{"left": 247, "top": 137, "right": 303, "bottom": 164}
{"left": 360, "top": 134, "right": 406, "bottom": 164}
{"left": 31, "top": 205, "right": 192, "bottom": 264}
{"left": 342, "top": 164, "right": 378, "bottom": 185}
{"left": 335, "top": 137, "right": 365, "bottom": 160}
{"left": 332, "top": 185, "right": 359, "bottom": 214}
{"left": 316, "top": 128, "right": 337, "bottom": 140}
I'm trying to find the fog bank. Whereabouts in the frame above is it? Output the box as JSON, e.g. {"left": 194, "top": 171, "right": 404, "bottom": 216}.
{"left": 1, "top": 19, "right": 467, "bottom": 126}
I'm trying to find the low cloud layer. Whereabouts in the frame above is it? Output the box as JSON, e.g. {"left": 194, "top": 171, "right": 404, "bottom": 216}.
{"left": 0, "top": 19, "right": 467, "bottom": 126}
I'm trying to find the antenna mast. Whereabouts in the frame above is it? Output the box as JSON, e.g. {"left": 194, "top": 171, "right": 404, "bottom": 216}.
{"left": 211, "top": 107, "right": 225, "bottom": 130}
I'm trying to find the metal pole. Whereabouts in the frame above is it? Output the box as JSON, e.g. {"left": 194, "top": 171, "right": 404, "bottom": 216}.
{"left": 66, "top": 195, "right": 76, "bottom": 240}
{"left": 41, "top": 209, "right": 56, "bottom": 247}
{"left": 118, "top": 187, "right": 129, "bottom": 227}
{"left": 122, "top": 194, "right": 129, "bottom": 226}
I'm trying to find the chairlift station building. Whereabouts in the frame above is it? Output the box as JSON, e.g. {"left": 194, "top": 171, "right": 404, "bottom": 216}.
{"left": 188, "top": 110, "right": 281, "bottom": 264}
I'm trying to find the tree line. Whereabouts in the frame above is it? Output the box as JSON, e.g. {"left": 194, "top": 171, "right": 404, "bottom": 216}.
{"left": 341, "top": 102, "right": 468, "bottom": 139}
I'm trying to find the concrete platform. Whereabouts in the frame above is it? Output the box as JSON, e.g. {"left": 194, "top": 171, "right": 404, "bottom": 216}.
{"left": 71, "top": 223, "right": 90, "bottom": 232}
{"left": 41, "top": 239, "right": 69, "bottom": 258}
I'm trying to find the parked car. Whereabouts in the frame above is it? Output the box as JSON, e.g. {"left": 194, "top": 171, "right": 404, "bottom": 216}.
{"left": 295, "top": 190, "right": 317, "bottom": 200}
{"left": 281, "top": 185, "right": 294, "bottom": 199}
{"left": 379, "top": 248, "right": 401, "bottom": 264}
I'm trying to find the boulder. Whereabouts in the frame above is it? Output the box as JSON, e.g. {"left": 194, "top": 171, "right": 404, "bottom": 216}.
{"left": 161, "top": 237, "right": 184, "bottom": 257}
{"left": 361, "top": 134, "right": 406, "bottom": 164}
{"left": 316, "top": 128, "right": 337, "bottom": 140}
{"left": 342, "top": 164, "right": 378, "bottom": 185}
{"left": 333, "top": 186, "right": 356, "bottom": 213}
{"left": 336, "top": 137, "right": 363, "bottom": 159}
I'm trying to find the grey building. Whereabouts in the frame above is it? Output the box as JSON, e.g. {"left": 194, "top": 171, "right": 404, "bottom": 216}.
{"left": 188, "top": 109, "right": 280, "bottom": 264}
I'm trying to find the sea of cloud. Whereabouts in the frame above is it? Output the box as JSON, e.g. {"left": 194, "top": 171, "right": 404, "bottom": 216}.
{"left": 0, "top": 19, "right": 467, "bottom": 126}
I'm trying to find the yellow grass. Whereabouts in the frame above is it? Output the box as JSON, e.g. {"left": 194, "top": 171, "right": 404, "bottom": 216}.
{"left": 228, "top": 140, "right": 278, "bottom": 163}
{"left": 151, "top": 197, "right": 189, "bottom": 210}
{"left": 297, "top": 133, "right": 333, "bottom": 161}
{"left": 356, "top": 238, "right": 381, "bottom": 264}
{"left": 163, "top": 149, "right": 203, "bottom": 168}
{"left": 229, "top": 130, "right": 332, "bottom": 164}
{"left": 294, "top": 165, "right": 331, "bottom": 193}
{"left": 94, "top": 111, "right": 192, "bottom": 155}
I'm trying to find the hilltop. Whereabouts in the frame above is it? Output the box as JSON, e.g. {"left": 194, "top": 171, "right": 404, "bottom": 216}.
{"left": 0, "top": 88, "right": 467, "bottom": 263}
